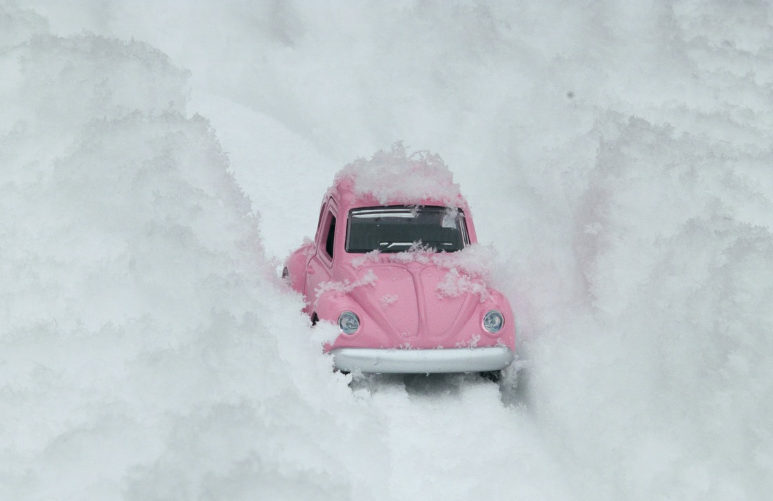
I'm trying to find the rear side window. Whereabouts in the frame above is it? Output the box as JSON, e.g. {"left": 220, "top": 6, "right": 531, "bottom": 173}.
{"left": 325, "top": 215, "right": 336, "bottom": 258}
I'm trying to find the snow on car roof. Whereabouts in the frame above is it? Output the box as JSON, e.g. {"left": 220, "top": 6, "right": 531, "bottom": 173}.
{"left": 333, "top": 143, "right": 467, "bottom": 208}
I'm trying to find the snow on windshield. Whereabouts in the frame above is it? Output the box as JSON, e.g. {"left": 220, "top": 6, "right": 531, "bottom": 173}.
{"left": 335, "top": 142, "right": 466, "bottom": 207}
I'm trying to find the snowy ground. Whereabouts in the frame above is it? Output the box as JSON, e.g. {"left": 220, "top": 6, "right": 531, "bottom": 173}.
{"left": 2, "top": 1, "right": 773, "bottom": 500}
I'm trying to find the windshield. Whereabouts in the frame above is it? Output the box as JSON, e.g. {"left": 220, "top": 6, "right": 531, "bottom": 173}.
{"left": 345, "top": 206, "right": 467, "bottom": 253}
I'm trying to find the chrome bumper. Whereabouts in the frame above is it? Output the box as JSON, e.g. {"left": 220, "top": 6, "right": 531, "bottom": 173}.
{"left": 330, "top": 346, "right": 514, "bottom": 374}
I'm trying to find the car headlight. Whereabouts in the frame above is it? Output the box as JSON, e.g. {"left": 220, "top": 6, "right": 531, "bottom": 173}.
{"left": 338, "top": 311, "right": 360, "bottom": 335}
{"left": 483, "top": 310, "right": 504, "bottom": 333}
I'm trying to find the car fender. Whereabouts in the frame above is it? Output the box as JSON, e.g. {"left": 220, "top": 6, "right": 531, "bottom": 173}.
{"left": 313, "top": 290, "right": 392, "bottom": 350}
{"left": 283, "top": 241, "right": 314, "bottom": 295}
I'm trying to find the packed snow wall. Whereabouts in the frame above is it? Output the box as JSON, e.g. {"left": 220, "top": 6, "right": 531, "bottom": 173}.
{"left": 3, "top": 1, "right": 773, "bottom": 500}
{"left": 0, "top": 8, "right": 361, "bottom": 500}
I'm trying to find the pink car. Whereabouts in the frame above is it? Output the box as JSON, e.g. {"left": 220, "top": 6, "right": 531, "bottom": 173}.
{"left": 283, "top": 149, "right": 515, "bottom": 374}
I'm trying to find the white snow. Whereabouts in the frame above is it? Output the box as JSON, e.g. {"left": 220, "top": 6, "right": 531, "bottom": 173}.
{"left": 350, "top": 244, "right": 498, "bottom": 301}
{"left": 380, "top": 294, "right": 398, "bottom": 307}
{"left": 2, "top": 1, "right": 773, "bottom": 500}
{"left": 315, "top": 269, "right": 378, "bottom": 299}
{"left": 436, "top": 267, "right": 491, "bottom": 302}
{"left": 335, "top": 143, "right": 466, "bottom": 207}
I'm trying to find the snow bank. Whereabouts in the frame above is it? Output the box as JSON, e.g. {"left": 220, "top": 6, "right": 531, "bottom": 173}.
{"left": 5, "top": 1, "right": 773, "bottom": 500}
{"left": 507, "top": 114, "right": 773, "bottom": 500}
{"left": 0, "top": 15, "right": 358, "bottom": 501}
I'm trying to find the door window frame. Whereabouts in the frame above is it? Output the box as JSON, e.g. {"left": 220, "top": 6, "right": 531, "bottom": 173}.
{"left": 316, "top": 198, "right": 337, "bottom": 268}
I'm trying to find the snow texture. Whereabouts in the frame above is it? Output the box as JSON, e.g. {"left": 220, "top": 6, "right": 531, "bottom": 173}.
{"left": 2, "top": 1, "right": 773, "bottom": 500}
{"left": 315, "top": 269, "right": 378, "bottom": 299}
{"left": 352, "top": 244, "right": 497, "bottom": 301}
{"left": 380, "top": 294, "right": 398, "bottom": 307}
{"left": 436, "top": 267, "right": 491, "bottom": 302}
{"left": 335, "top": 142, "right": 466, "bottom": 207}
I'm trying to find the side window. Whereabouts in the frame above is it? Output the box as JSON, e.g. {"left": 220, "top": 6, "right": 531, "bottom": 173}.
{"left": 324, "top": 215, "right": 336, "bottom": 258}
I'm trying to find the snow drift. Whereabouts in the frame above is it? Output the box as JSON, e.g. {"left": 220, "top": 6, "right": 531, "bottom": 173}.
{"left": 3, "top": 1, "right": 773, "bottom": 500}
{"left": 0, "top": 17, "right": 355, "bottom": 501}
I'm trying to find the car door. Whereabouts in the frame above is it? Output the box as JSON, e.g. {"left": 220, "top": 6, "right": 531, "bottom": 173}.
{"left": 305, "top": 198, "right": 337, "bottom": 312}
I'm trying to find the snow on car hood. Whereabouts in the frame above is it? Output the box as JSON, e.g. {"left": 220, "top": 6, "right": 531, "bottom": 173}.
{"left": 349, "top": 263, "right": 471, "bottom": 341}
{"left": 334, "top": 246, "right": 499, "bottom": 344}
{"left": 351, "top": 244, "right": 497, "bottom": 301}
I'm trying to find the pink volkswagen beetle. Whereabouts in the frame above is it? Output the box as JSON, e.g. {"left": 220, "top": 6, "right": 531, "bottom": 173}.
{"left": 283, "top": 147, "right": 515, "bottom": 375}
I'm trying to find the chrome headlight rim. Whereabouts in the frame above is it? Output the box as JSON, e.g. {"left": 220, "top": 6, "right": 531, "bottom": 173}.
{"left": 338, "top": 311, "right": 360, "bottom": 335}
{"left": 482, "top": 309, "right": 505, "bottom": 334}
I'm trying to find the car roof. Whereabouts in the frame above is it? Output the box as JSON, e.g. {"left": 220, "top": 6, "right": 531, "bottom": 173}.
{"left": 326, "top": 173, "right": 472, "bottom": 214}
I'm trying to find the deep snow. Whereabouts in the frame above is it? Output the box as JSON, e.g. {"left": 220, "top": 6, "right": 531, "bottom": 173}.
{"left": 2, "top": 1, "right": 773, "bottom": 500}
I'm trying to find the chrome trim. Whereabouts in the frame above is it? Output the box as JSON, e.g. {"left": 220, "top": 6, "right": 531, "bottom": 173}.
{"left": 330, "top": 346, "right": 514, "bottom": 374}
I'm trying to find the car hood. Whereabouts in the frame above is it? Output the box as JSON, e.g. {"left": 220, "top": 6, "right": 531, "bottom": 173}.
{"left": 345, "top": 262, "right": 479, "bottom": 343}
